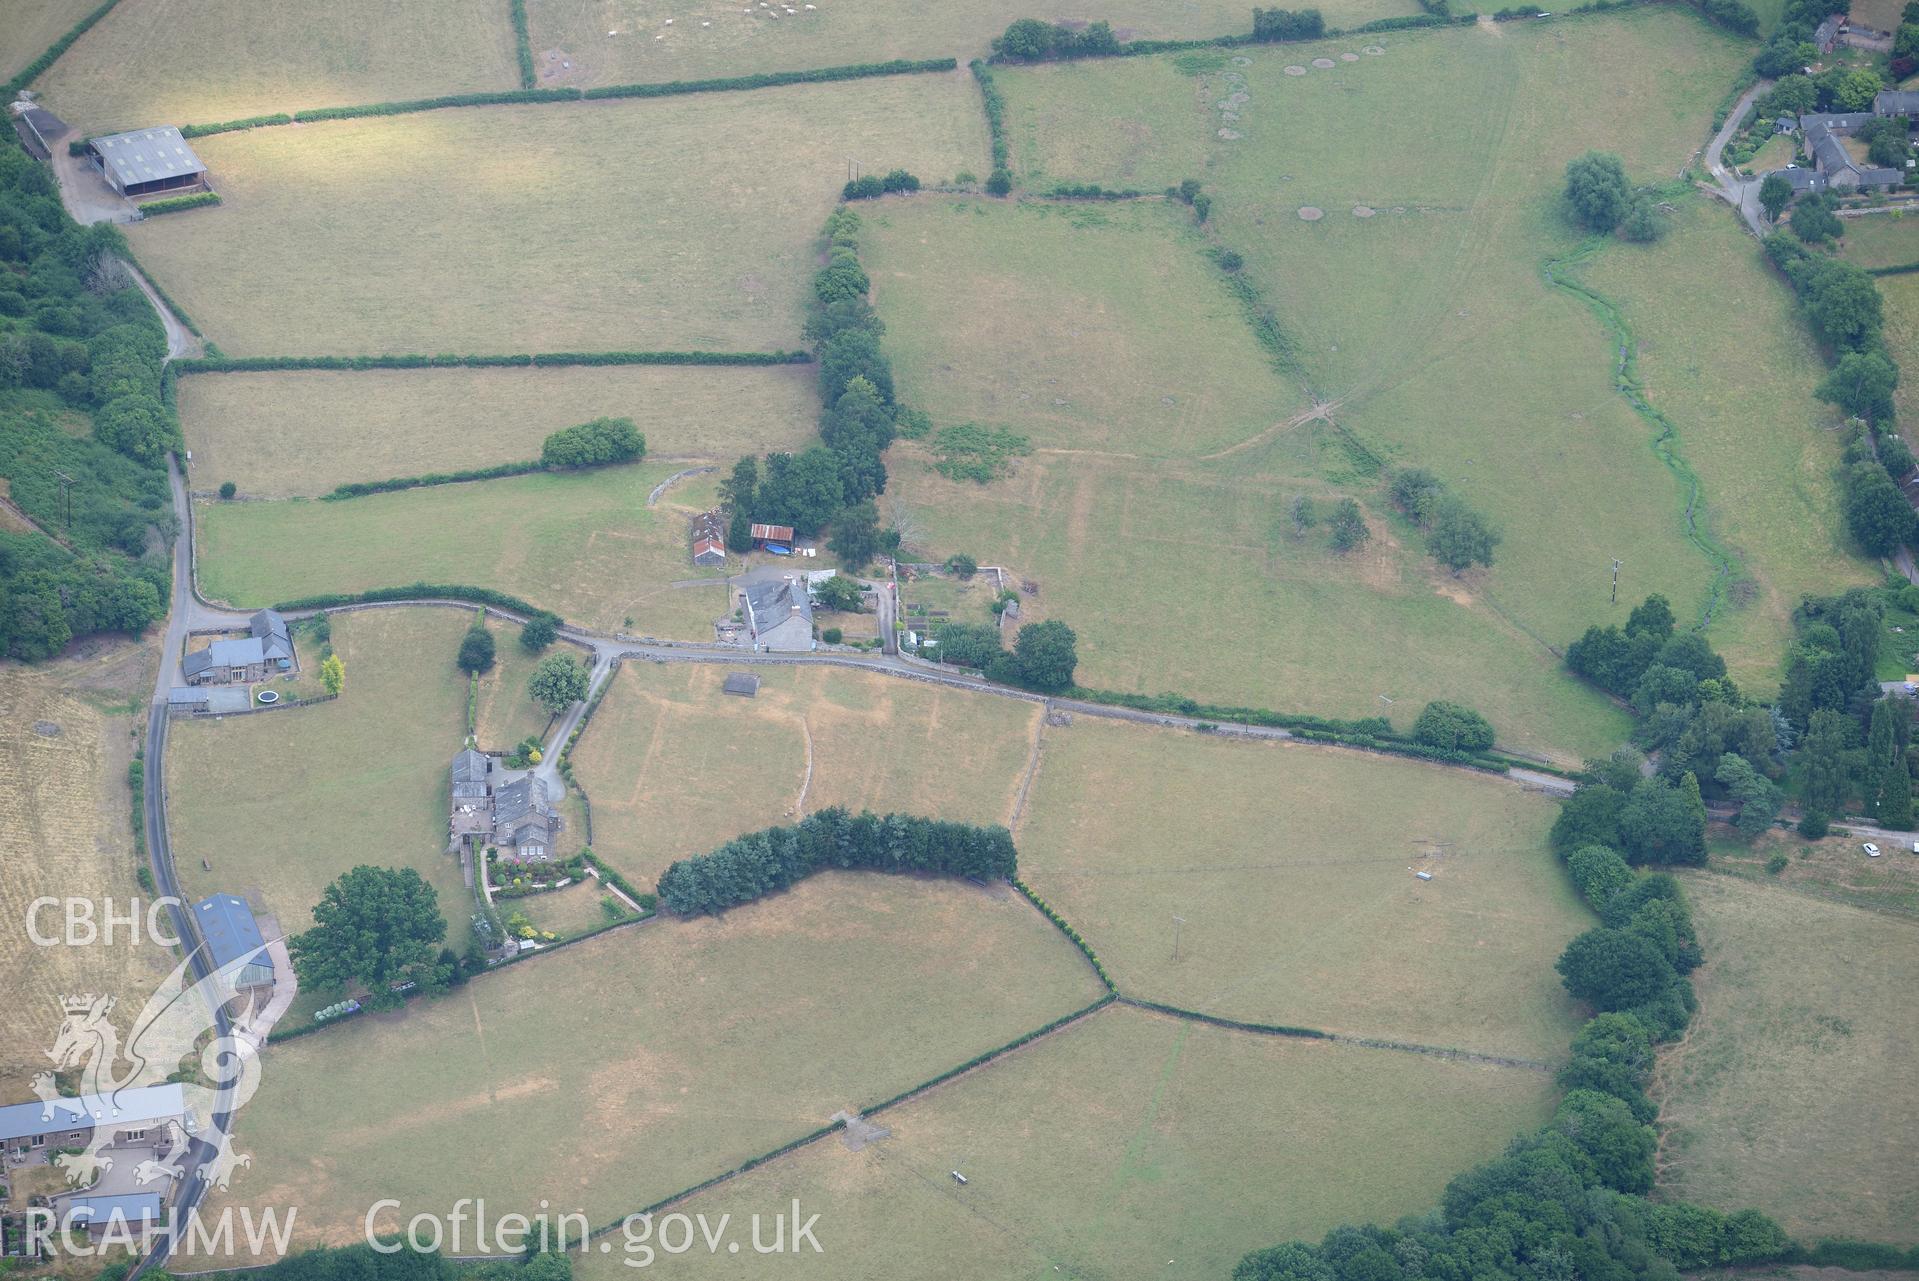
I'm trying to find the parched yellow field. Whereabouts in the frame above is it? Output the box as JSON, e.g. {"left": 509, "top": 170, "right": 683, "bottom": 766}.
{"left": 570, "top": 662, "right": 1042, "bottom": 887}
{"left": 197, "top": 872, "right": 1105, "bottom": 1253}
{"left": 177, "top": 364, "right": 818, "bottom": 499}
{"left": 573, "top": 1005, "right": 1560, "bottom": 1281}
{"left": 1655, "top": 872, "right": 1919, "bottom": 1243}
{"left": 166, "top": 608, "right": 481, "bottom": 954}
{"left": 0, "top": 642, "right": 171, "bottom": 1101}
{"left": 1019, "top": 716, "right": 1589, "bottom": 1060}
{"left": 34, "top": 0, "right": 520, "bottom": 135}
{"left": 529, "top": 0, "right": 1421, "bottom": 89}
{"left": 124, "top": 76, "right": 988, "bottom": 356}
{"left": 1, "top": 0, "right": 96, "bottom": 83}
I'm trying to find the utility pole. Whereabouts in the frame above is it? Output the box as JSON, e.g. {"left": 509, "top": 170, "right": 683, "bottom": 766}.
{"left": 53, "top": 469, "right": 74, "bottom": 532}
{"left": 1610, "top": 558, "right": 1622, "bottom": 607}
{"left": 1171, "top": 914, "right": 1185, "bottom": 962}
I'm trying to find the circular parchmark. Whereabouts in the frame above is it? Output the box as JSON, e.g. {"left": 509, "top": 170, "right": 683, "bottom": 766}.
{"left": 1362, "top": 44, "right": 1386, "bottom": 54}
{"left": 1340, "top": 51, "right": 1360, "bottom": 61}
{"left": 1353, "top": 204, "right": 1376, "bottom": 217}
{"left": 1311, "top": 57, "right": 1336, "bottom": 68}
{"left": 1298, "top": 205, "right": 1324, "bottom": 221}
{"left": 1219, "top": 128, "right": 1243, "bottom": 139}
{"left": 1284, "top": 64, "right": 1308, "bottom": 75}
{"left": 1232, "top": 54, "right": 1252, "bottom": 64}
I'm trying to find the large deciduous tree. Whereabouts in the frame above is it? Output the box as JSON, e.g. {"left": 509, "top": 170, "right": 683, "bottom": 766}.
{"left": 289, "top": 866, "right": 447, "bottom": 1004}
{"left": 1564, "top": 152, "right": 1632, "bottom": 233}
{"left": 528, "top": 652, "right": 588, "bottom": 714}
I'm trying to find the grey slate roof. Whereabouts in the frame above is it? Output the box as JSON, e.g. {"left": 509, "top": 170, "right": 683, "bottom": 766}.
{"left": 0, "top": 1084, "right": 187, "bottom": 1143}
{"left": 192, "top": 894, "right": 274, "bottom": 987}
{"left": 168, "top": 686, "right": 209, "bottom": 706}
{"left": 62, "top": 1193, "right": 165, "bottom": 1228}
{"left": 1813, "top": 130, "right": 1854, "bottom": 175}
{"left": 494, "top": 776, "right": 551, "bottom": 827}
{"left": 90, "top": 127, "right": 206, "bottom": 187}
{"left": 1769, "top": 166, "right": 1828, "bottom": 191}
{"left": 722, "top": 672, "right": 761, "bottom": 696}
{"left": 249, "top": 608, "right": 292, "bottom": 659}
{"left": 1877, "top": 90, "right": 1919, "bottom": 116}
{"left": 181, "top": 649, "right": 215, "bottom": 677}
{"left": 744, "top": 577, "right": 813, "bottom": 630}
{"left": 20, "top": 107, "right": 68, "bottom": 148}
{"left": 452, "top": 748, "right": 490, "bottom": 786}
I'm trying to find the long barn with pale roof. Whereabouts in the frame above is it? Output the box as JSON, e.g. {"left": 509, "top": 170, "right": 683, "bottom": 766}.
{"left": 86, "top": 126, "right": 207, "bottom": 199}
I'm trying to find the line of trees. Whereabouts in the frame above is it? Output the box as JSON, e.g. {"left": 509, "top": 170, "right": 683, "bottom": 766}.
{"left": 657, "top": 808, "right": 1018, "bottom": 915}
{"left": 715, "top": 210, "right": 903, "bottom": 570}
{"left": 1761, "top": 234, "right": 1918, "bottom": 558}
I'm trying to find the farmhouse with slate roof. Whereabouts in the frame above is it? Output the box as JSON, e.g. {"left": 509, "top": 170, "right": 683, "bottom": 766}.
{"left": 183, "top": 610, "right": 295, "bottom": 685}
{"left": 493, "top": 776, "right": 559, "bottom": 862}
{"left": 0, "top": 1084, "right": 190, "bottom": 1170}
{"left": 743, "top": 575, "right": 815, "bottom": 652}
{"left": 86, "top": 126, "right": 207, "bottom": 199}
{"left": 450, "top": 748, "right": 494, "bottom": 839}
{"left": 1767, "top": 97, "right": 1919, "bottom": 202}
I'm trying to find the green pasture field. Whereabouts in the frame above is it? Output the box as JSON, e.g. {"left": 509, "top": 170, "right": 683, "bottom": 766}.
{"left": 1840, "top": 212, "right": 1919, "bottom": 270}
{"left": 1873, "top": 272, "right": 1919, "bottom": 433}
{"left": 35, "top": 0, "right": 520, "bottom": 136}
{"left": 572, "top": 1004, "right": 1560, "bottom": 1281}
{"left": 569, "top": 662, "right": 1042, "bottom": 887}
{"left": 914, "top": 13, "right": 1837, "bottom": 743}
{"left": 1019, "top": 716, "right": 1588, "bottom": 1059}
{"left": 886, "top": 447, "right": 1630, "bottom": 762}
{"left": 1847, "top": 0, "right": 1907, "bottom": 35}
{"left": 123, "top": 76, "right": 987, "bottom": 356}
{"left": 1, "top": 0, "right": 96, "bottom": 83}
{"left": 863, "top": 196, "right": 1632, "bottom": 761}
{"left": 470, "top": 617, "right": 562, "bottom": 754}
{"left": 526, "top": 0, "right": 1422, "bottom": 90}
{"left": 166, "top": 607, "right": 480, "bottom": 954}
{"left": 509, "top": 877, "right": 620, "bottom": 938}
{"left": 897, "top": 567, "right": 1003, "bottom": 629}
{"left": 197, "top": 871, "right": 1104, "bottom": 1252}
{"left": 1706, "top": 828, "right": 1919, "bottom": 918}
{"left": 194, "top": 463, "right": 735, "bottom": 636}
{"left": 177, "top": 364, "right": 818, "bottom": 499}
{"left": 1654, "top": 870, "right": 1919, "bottom": 1242}
{"left": 1580, "top": 197, "right": 1869, "bottom": 690}
{"left": 862, "top": 199, "right": 1311, "bottom": 459}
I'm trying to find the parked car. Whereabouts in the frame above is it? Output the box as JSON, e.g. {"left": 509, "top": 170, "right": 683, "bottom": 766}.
{"left": 1864, "top": 842, "right": 1882, "bottom": 857}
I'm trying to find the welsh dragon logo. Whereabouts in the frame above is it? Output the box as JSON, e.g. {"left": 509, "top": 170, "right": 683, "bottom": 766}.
{"left": 32, "top": 947, "right": 269, "bottom": 1195}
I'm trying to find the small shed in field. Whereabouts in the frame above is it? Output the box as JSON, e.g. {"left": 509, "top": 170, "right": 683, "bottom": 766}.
{"left": 87, "top": 126, "right": 207, "bottom": 198}
{"left": 722, "top": 672, "right": 760, "bottom": 697}
{"left": 749, "top": 522, "right": 795, "bottom": 549}
{"left": 690, "top": 510, "right": 726, "bottom": 567}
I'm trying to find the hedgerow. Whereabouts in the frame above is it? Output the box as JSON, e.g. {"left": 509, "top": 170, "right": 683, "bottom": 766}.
{"left": 657, "top": 808, "right": 1017, "bottom": 915}
{"left": 136, "top": 192, "right": 222, "bottom": 216}
{"left": 178, "top": 114, "right": 292, "bottom": 139}
{"left": 272, "top": 584, "right": 561, "bottom": 625}
{"left": 1011, "top": 879, "right": 1115, "bottom": 990}
{"left": 859, "top": 995, "right": 1117, "bottom": 1117}
{"left": 1118, "top": 997, "right": 1331, "bottom": 1040}
{"left": 508, "top": 0, "right": 536, "bottom": 89}
{"left": 3, "top": 0, "right": 124, "bottom": 96}
{"left": 970, "top": 60, "right": 1013, "bottom": 194}
{"left": 582, "top": 58, "right": 957, "bottom": 100}
{"left": 321, "top": 460, "right": 544, "bottom": 500}
{"left": 174, "top": 350, "right": 806, "bottom": 374}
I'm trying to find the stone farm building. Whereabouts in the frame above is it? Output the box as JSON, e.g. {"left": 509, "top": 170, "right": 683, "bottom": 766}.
{"left": 448, "top": 750, "right": 561, "bottom": 861}
{"left": 183, "top": 609, "right": 294, "bottom": 685}
{"left": 743, "top": 575, "right": 815, "bottom": 651}
{"left": 0, "top": 1083, "right": 191, "bottom": 1171}
{"left": 691, "top": 510, "right": 726, "bottom": 567}
{"left": 86, "top": 126, "right": 207, "bottom": 199}
{"left": 1768, "top": 93, "right": 1919, "bottom": 198}
{"left": 191, "top": 893, "right": 276, "bottom": 991}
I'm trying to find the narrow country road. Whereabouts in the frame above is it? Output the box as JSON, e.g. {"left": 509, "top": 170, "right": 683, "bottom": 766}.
{"left": 1703, "top": 79, "right": 1773, "bottom": 237}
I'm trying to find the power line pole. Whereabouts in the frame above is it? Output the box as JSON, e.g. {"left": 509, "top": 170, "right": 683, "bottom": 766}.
{"left": 1610, "top": 558, "right": 1622, "bottom": 607}
{"left": 53, "top": 469, "right": 74, "bottom": 532}
{"left": 1171, "top": 914, "right": 1185, "bottom": 962}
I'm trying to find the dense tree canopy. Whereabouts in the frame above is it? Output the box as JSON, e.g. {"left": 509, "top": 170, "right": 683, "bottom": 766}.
{"left": 1564, "top": 152, "right": 1632, "bottom": 233}
{"left": 288, "top": 866, "right": 447, "bottom": 1003}
{"left": 528, "top": 652, "right": 589, "bottom": 713}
